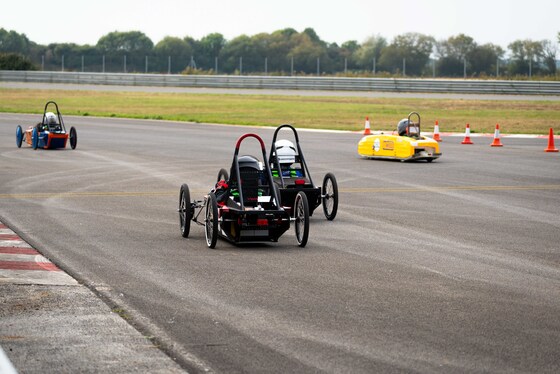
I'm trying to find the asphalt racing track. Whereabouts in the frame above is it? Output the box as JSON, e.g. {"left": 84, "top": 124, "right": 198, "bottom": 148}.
{"left": 1, "top": 113, "right": 560, "bottom": 373}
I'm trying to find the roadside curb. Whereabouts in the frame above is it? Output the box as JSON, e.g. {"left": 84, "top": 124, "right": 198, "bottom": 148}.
{"left": 0, "top": 221, "right": 186, "bottom": 373}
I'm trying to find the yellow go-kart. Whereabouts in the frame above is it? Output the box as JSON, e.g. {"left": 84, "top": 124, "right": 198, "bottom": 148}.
{"left": 358, "top": 112, "right": 441, "bottom": 162}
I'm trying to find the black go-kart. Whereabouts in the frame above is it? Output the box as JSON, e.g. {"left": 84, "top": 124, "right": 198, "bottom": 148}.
{"left": 267, "top": 124, "right": 338, "bottom": 221}
{"left": 179, "top": 133, "right": 310, "bottom": 248}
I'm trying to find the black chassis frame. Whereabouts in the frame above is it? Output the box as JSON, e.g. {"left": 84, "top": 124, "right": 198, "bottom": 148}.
{"left": 41, "top": 101, "right": 67, "bottom": 133}
{"left": 190, "top": 133, "right": 291, "bottom": 244}
{"left": 268, "top": 124, "right": 323, "bottom": 215}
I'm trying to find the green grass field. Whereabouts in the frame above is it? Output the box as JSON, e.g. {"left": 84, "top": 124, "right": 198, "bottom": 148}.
{"left": 1, "top": 87, "right": 559, "bottom": 134}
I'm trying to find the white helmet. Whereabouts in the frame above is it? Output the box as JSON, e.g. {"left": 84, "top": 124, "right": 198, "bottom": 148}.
{"left": 45, "top": 112, "right": 57, "bottom": 125}
{"left": 275, "top": 139, "right": 296, "bottom": 164}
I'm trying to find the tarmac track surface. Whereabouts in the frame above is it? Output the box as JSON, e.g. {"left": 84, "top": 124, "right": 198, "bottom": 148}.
{"left": 1, "top": 113, "right": 560, "bottom": 373}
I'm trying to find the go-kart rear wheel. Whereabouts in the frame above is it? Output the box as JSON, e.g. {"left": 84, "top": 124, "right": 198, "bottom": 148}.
{"left": 179, "top": 184, "right": 192, "bottom": 238}
{"left": 205, "top": 192, "right": 219, "bottom": 249}
{"left": 69, "top": 126, "right": 77, "bottom": 149}
{"left": 32, "top": 127, "right": 39, "bottom": 150}
{"left": 217, "top": 168, "right": 229, "bottom": 183}
{"left": 294, "top": 191, "right": 309, "bottom": 247}
{"left": 16, "top": 126, "right": 23, "bottom": 148}
{"left": 322, "top": 173, "right": 338, "bottom": 221}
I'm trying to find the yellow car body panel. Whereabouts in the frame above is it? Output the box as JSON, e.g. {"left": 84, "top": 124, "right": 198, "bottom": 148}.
{"left": 358, "top": 133, "right": 442, "bottom": 162}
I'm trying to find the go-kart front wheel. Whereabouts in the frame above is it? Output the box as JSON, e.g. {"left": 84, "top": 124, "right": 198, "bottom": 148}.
{"left": 216, "top": 168, "right": 229, "bottom": 183}
{"left": 179, "top": 184, "right": 192, "bottom": 238}
{"left": 69, "top": 126, "right": 77, "bottom": 149}
{"left": 294, "top": 191, "right": 309, "bottom": 247}
{"left": 16, "top": 126, "right": 23, "bottom": 148}
{"left": 32, "top": 127, "right": 39, "bottom": 150}
{"left": 205, "top": 192, "right": 219, "bottom": 249}
{"left": 322, "top": 173, "right": 338, "bottom": 221}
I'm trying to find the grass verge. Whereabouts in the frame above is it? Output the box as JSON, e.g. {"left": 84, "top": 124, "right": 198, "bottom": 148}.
{"left": 1, "top": 87, "right": 559, "bottom": 134}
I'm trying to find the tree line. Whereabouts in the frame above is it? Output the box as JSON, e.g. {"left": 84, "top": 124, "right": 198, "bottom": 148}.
{"left": 1, "top": 27, "right": 558, "bottom": 78}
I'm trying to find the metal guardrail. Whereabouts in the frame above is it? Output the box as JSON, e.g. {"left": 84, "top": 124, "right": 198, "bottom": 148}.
{"left": 1, "top": 70, "right": 559, "bottom": 95}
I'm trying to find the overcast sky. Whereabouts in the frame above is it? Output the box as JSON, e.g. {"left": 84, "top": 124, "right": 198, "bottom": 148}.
{"left": 2, "top": 0, "right": 559, "bottom": 50}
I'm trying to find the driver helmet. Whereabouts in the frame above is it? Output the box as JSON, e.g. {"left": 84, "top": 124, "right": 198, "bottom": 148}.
{"left": 44, "top": 112, "right": 57, "bottom": 125}
{"left": 397, "top": 118, "right": 409, "bottom": 136}
{"left": 275, "top": 139, "right": 296, "bottom": 164}
{"left": 238, "top": 155, "right": 262, "bottom": 170}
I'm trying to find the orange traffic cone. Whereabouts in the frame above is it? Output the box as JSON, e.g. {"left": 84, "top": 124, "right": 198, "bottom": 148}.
{"left": 545, "top": 127, "right": 559, "bottom": 152}
{"left": 363, "top": 117, "right": 371, "bottom": 135}
{"left": 490, "top": 124, "right": 503, "bottom": 147}
{"left": 461, "top": 124, "right": 473, "bottom": 144}
{"left": 433, "top": 120, "right": 442, "bottom": 142}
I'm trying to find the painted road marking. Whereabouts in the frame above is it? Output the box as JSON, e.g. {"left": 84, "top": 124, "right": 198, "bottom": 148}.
{"left": 0, "top": 184, "right": 559, "bottom": 200}
{"left": 339, "top": 184, "right": 560, "bottom": 193}
{"left": 0, "top": 261, "right": 61, "bottom": 271}
{"left": 0, "top": 221, "right": 78, "bottom": 286}
{"left": 0, "top": 247, "right": 39, "bottom": 255}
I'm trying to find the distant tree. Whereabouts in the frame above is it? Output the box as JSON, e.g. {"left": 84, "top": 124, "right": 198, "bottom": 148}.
{"left": 468, "top": 43, "right": 504, "bottom": 76}
{"left": 302, "top": 28, "right": 321, "bottom": 43}
{"left": 266, "top": 29, "right": 298, "bottom": 72}
{"left": 96, "top": 31, "right": 154, "bottom": 72}
{"left": 435, "top": 34, "right": 476, "bottom": 77}
{"left": 220, "top": 34, "right": 259, "bottom": 73}
{"left": 541, "top": 40, "right": 558, "bottom": 75}
{"left": 339, "top": 40, "right": 360, "bottom": 71}
{"left": 96, "top": 31, "right": 153, "bottom": 54}
{"left": 354, "top": 35, "right": 387, "bottom": 71}
{"left": 288, "top": 28, "right": 329, "bottom": 74}
{"left": 508, "top": 39, "right": 544, "bottom": 75}
{"left": 0, "top": 52, "right": 36, "bottom": 70}
{"left": 191, "top": 33, "right": 225, "bottom": 70}
{"left": 0, "top": 28, "right": 31, "bottom": 53}
{"left": 379, "top": 33, "right": 434, "bottom": 75}
{"left": 320, "top": 40, "right": 362, "bottom": 73}
{"left": 154, "top": 36, "right": 192, "bottom": 72}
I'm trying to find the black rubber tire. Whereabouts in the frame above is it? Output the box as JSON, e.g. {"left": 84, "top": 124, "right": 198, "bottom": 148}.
{"left": 216, "top": 168, "right": 229, "bottom": 183}
{"left": 322, "top": 173, "right": 339, "bottom": 221}
{"left": 32, "top": 127, "right": 38, "bottom": 150}
{"left": 69, "top": 127, "right": 77, "bottom": 149}
{"left": 205, "top": 192, "right": 219, "bottom": 249}
{"left": 16, "top": 126, "right": 23, "bottom": 148}
{"left": 179, "top": 184, "right": 192, "bottom": 238}
{"left": 294, "top": 191, "right": 309, "bottom": 247}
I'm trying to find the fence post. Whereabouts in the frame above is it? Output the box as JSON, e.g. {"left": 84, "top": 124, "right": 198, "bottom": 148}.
{"left": 403, "top": 58, "right": 406, "bottom": 77}
{"left": 496, "top": 58, "right": 499, "bottom": 77}
{"left": 145, "top": 56, "right": 148, "bottom": 73}
{"left": 168, "top": 56, "right": 171, "bottom": 74}
{"left": 124, "top": 55, "right": 127, "bottom": 73}
{"left": 291, "top": 57, "right": 294, "bottom": 76}
{"left": 463, "top": 58, "right": 466, "bottom": 78}
{"left": 432, "top": 59, "right": 435, "bottom": 78}
{"left": 239, "top": 57, "right": 242, "bottom": 75}
{"left": 265, "top": 57, "right": 268, "bottom": 75}
{"left": 344, "top": 58, "right": 347, "bottom": 74}
{"left": 317, "top": 57, "right": 320, "bottom": 76}
{"left": 215, "top": 56, "right": 218, "bottom": 74}
{"left": 61, "top": 55, "right": 64, "bottom": 72}
{"left": 529, "top": 59, "right": 532, "bottom": 78}
{"left": 373, "top": 57, "right": 376, "bottom": 75}
{"left": 41, "top": 55, "right": 44, "bottom": 71}
{"left": 102, "top": 55, "right": 105, "bottom": 73}
{"left": 81, "top": 56, "right": 84, "bottom": 72}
